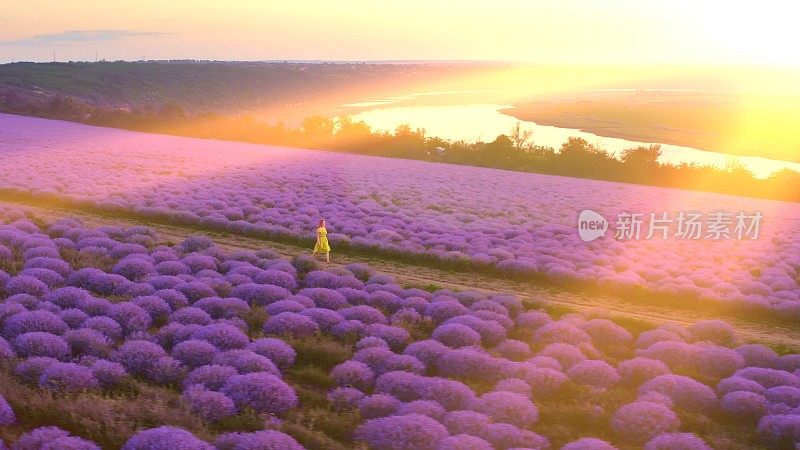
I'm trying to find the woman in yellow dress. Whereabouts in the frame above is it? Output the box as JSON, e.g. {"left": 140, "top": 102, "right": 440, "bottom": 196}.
{"left": 312, "top": 219, "right": 331, "bottom": 263}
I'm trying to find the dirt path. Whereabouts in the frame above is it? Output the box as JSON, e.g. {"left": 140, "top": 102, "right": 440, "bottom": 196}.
{"left": 4, "top": 200, "right": 800, "bottom": 350}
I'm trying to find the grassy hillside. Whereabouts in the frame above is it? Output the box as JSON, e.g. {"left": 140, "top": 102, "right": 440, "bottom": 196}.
{"left": 0, "top": 60, "right": 464, "bottom": 118}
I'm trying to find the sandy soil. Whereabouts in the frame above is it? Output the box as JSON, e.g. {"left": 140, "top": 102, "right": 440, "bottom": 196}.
{"left": 4, "top": 200, "right": 799, "bottom": 350}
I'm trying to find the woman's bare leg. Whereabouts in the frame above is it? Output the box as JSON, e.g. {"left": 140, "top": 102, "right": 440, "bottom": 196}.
{"left": 325, "top": 252, "right": 330, "bottom": 263}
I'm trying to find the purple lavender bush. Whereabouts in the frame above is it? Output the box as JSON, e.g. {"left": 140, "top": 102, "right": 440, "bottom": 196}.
{"left": 121, "top": 426, "right": 213, "bottom": 450}
{"left": 355, "top": 413, "right": 448, "bottom": 450}
{"left": 220, "top": 372, "right": 298, "bottom": 415}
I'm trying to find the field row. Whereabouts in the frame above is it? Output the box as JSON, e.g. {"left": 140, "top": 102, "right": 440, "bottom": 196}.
{"left": 1, "top": 114, "right": 799, "bottom": 316}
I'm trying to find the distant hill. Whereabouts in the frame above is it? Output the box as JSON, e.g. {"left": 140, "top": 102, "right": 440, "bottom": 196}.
{"left": 0, "top": 60, "right": 471, "bottom": 120}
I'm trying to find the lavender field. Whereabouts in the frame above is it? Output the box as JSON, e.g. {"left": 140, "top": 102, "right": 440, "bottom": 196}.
{"left": 1, "top": 204, "right": 799, "bottom": 449}
{"left": 1, "top": 114, "right": 799, "bottom": 316}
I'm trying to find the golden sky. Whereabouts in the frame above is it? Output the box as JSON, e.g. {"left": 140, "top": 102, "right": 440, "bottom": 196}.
{"left": 1, "top": 0, "right": 799, "bottom": 65}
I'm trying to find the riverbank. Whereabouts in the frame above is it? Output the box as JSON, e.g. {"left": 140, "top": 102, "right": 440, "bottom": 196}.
{"left": 502, "top": 96, "right": 800, "bottom": 164}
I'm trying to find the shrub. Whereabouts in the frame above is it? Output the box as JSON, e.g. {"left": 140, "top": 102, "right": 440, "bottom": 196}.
{"left": 298, "top": 288, "right": 349, "bottom": 310}
{"left": 91, "top": 359, "right": 128, "bottom": 387}
{"left": 132, "top": 296, "right": 172, "bottom": 320}
{"left": 247, "top": 338, "right": 296, "bottom": 370}
{"left": 356, "top": 336, "right": 389, "bottom": 350}
{"left": 418, "top": 377, "right": 476, "bottom": 411}
{"left": 146, "top": 355, "right": 186, "bottom": 385}
{"left": 696, "top": 345, "right": 745, "bottom": 380}
{"left": 424, "top": 301, "right": 469, "bottom": 323}
{"left": 639, "top": 375, "right": 717, "bottom": 412}
{"left": 358, "top": 393, "right": 401, "bottom": 419}
{"left": 494, "top": 378, "right": 532, "bottom": 396}
{"left": 193, "top": 296, "right": 249, "bottom": 319}
{"left": 721, "top": 391, "right": 767, "bottom": 420}
{"left": 445, "top": 313, "right": 506, "bottom": 345}
{"left": 6, "top": 275, "right": 50, "bottom": 297}
{"left": 184, "top": 364, "right": 238, "bottom": 391}
{"left": 637, "top": 341, "right": 699, "bottom": 372}
{"left": 472, "top": 391, "right": 538, "bottom": 428}
{"left": 735, "top": 367, "right": 800, "bottom": 389}
{"left": 534, "top": 321, "right": 591, "bottom": 346}
{"left": 82, "top": 316, "right": 123, "bottom": 340}
{"left": 169, "top": 307, "right": 213, "bottom": 326}
{"left": 363, "top": 324, "right": 410, "bottom": 350}
{"left": 339, "top": 305, "right": 387, "bottom": 324}
{"left": 38, "top": 361, "right": 100, "bottom": 391}
{"left": 643, "top": 432, "right": 712, "bottom": 450}
{"left": 13, "top": 427, "right": 71, "bottom": 450}
{"left": 757, "top": 414, "right": 800, "bottom": 447}
{"left": 262, "top": 312, "right": 320, "bottom": 338}
{"left": 0, "top": 394, "right": 15, "bottom": 426}
{"left": 265, "top": 300, "right": 306, "bottom": 315}
{"left": 374, "top": 371, "right": 424, "bottom": 402}
{"left": 567, "top": 360, "right": 620, "bottom": 389}
{"left": 231, "top": 283, "right": 291, "bottom": 306}
{"left": 221, "top": 372, "right": 298, "bottom": 415}
{"left": 493, "top": 339, "right": 531, "bottom": 361}
{"left": 435, "top": 435, "right": 493, "bottom": 450}
{"left": 183, "top": 385, "right": 237, "bottom": 422}
{"left": 299, "top": 308, "right": 345, "bottom": 331}
{"left": 112, "top": 258, "right": 155, "bottom": 281}
{"left": 213, "top": 350, "right": 279, "bottom": 375}
{"left": 108, "top": 302, "right": 152, "bottom": 335}
{"left": 514, "top": 365, "right": 567, "bottom": 397}
{"left": 561, "top": 438, "right": 618, "bottom": 450}
{"left": 178, "top": 236, "right": 215, "bottom": 253}
{"left": 735, "top": 344, "right": 780, "bottom": 368}
{"left": 3, "top": 310, "right": 68, "bottom": 338}
{"left": 113, "top": 340, "right": 167, "bottom": 375}
{"left": 15, "top": 356, "right": 58, "bottom": 382}
{"left": 431, "top": 323, "right": 481, "bottom": 348}
{"left": 121, "top": 426, "right": 214, "bottom": 450}
{"left": 171, "top": 339, "right": 218, "bottom": 368}
{"left": 64, "top": 328, "right": 110, "bottom": 357}
{"left": 214, "top": 430, "right": 304, "bottom": 450}
{"left": 442, "top": 410, "right": 492, "bottom": 435}
{"left": 191, "top": 323, "right": 249, "bottom": 350}
{"left": 479, "top": 423, "right": 549, "bottom": 449}
{"left": 328, "top": 387, "right": 365, "bottom": 411}
{"left": 436, "top": 348, "right": 507, "bottom": 381}
{"left": 537, "top": 343, "right": 587, "bottom": 369}
{"left": 14, "top": 331, "right": 70, "bottom": 359}
{"left": 688, "top": 320, "right": 739, "bottom": 347}
{"left": 43, "top": 286, "right": 91, "bottom": 309}
{"left": 618, "top": 357, "right": 670, "bottom": 386}
{"left": 59, "top": 308, "right": 90, "bottom": 328}
{"left": 377, "top": 354, "right": 425, "bottom": 375}
{"left": 397, "top": 400, "right": 446, "bottom": 421}
{"left": 355, "top": 413, "right": 448, "bottom": 450}
{"left": 611, "top": 401, "right": 680, "bottom": 443}
{"left": 403, "top": 340, "right": 448, "bottom": 368}
{"left": 716, "top": 376, "right": 766, "bottom": 396}
{"left": 331, "top": 360, "right": 374, "bottom": 390}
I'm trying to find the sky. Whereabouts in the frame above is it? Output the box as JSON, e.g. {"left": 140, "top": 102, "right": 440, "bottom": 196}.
{"left": 1, "top": 0, "right": 799, "bottom": 66}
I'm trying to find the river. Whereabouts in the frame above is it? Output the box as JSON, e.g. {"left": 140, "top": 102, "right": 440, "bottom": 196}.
{"left": 344, "top": 96, "right": 800, "bottom": 179}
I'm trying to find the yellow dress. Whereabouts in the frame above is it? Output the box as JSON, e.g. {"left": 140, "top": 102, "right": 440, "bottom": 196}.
{"left": 314, "top": 227, "right": 331, "bottom": 253}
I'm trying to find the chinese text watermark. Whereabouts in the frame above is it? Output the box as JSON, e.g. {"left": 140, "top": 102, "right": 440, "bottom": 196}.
{"left": 578, "top": 210, "right": 762, "bottom": 242}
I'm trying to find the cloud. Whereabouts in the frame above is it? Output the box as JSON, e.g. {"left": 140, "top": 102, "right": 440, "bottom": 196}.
{"left": 0, "top": 30, "right": 168, "bottom": 46}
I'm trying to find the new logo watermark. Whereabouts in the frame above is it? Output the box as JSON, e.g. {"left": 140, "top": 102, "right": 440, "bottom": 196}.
{"left": 577, "top": 210, "right": 609, "bottom": 242}
{"left": 577, "top": 210, "right": 762, "bottom": 242}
